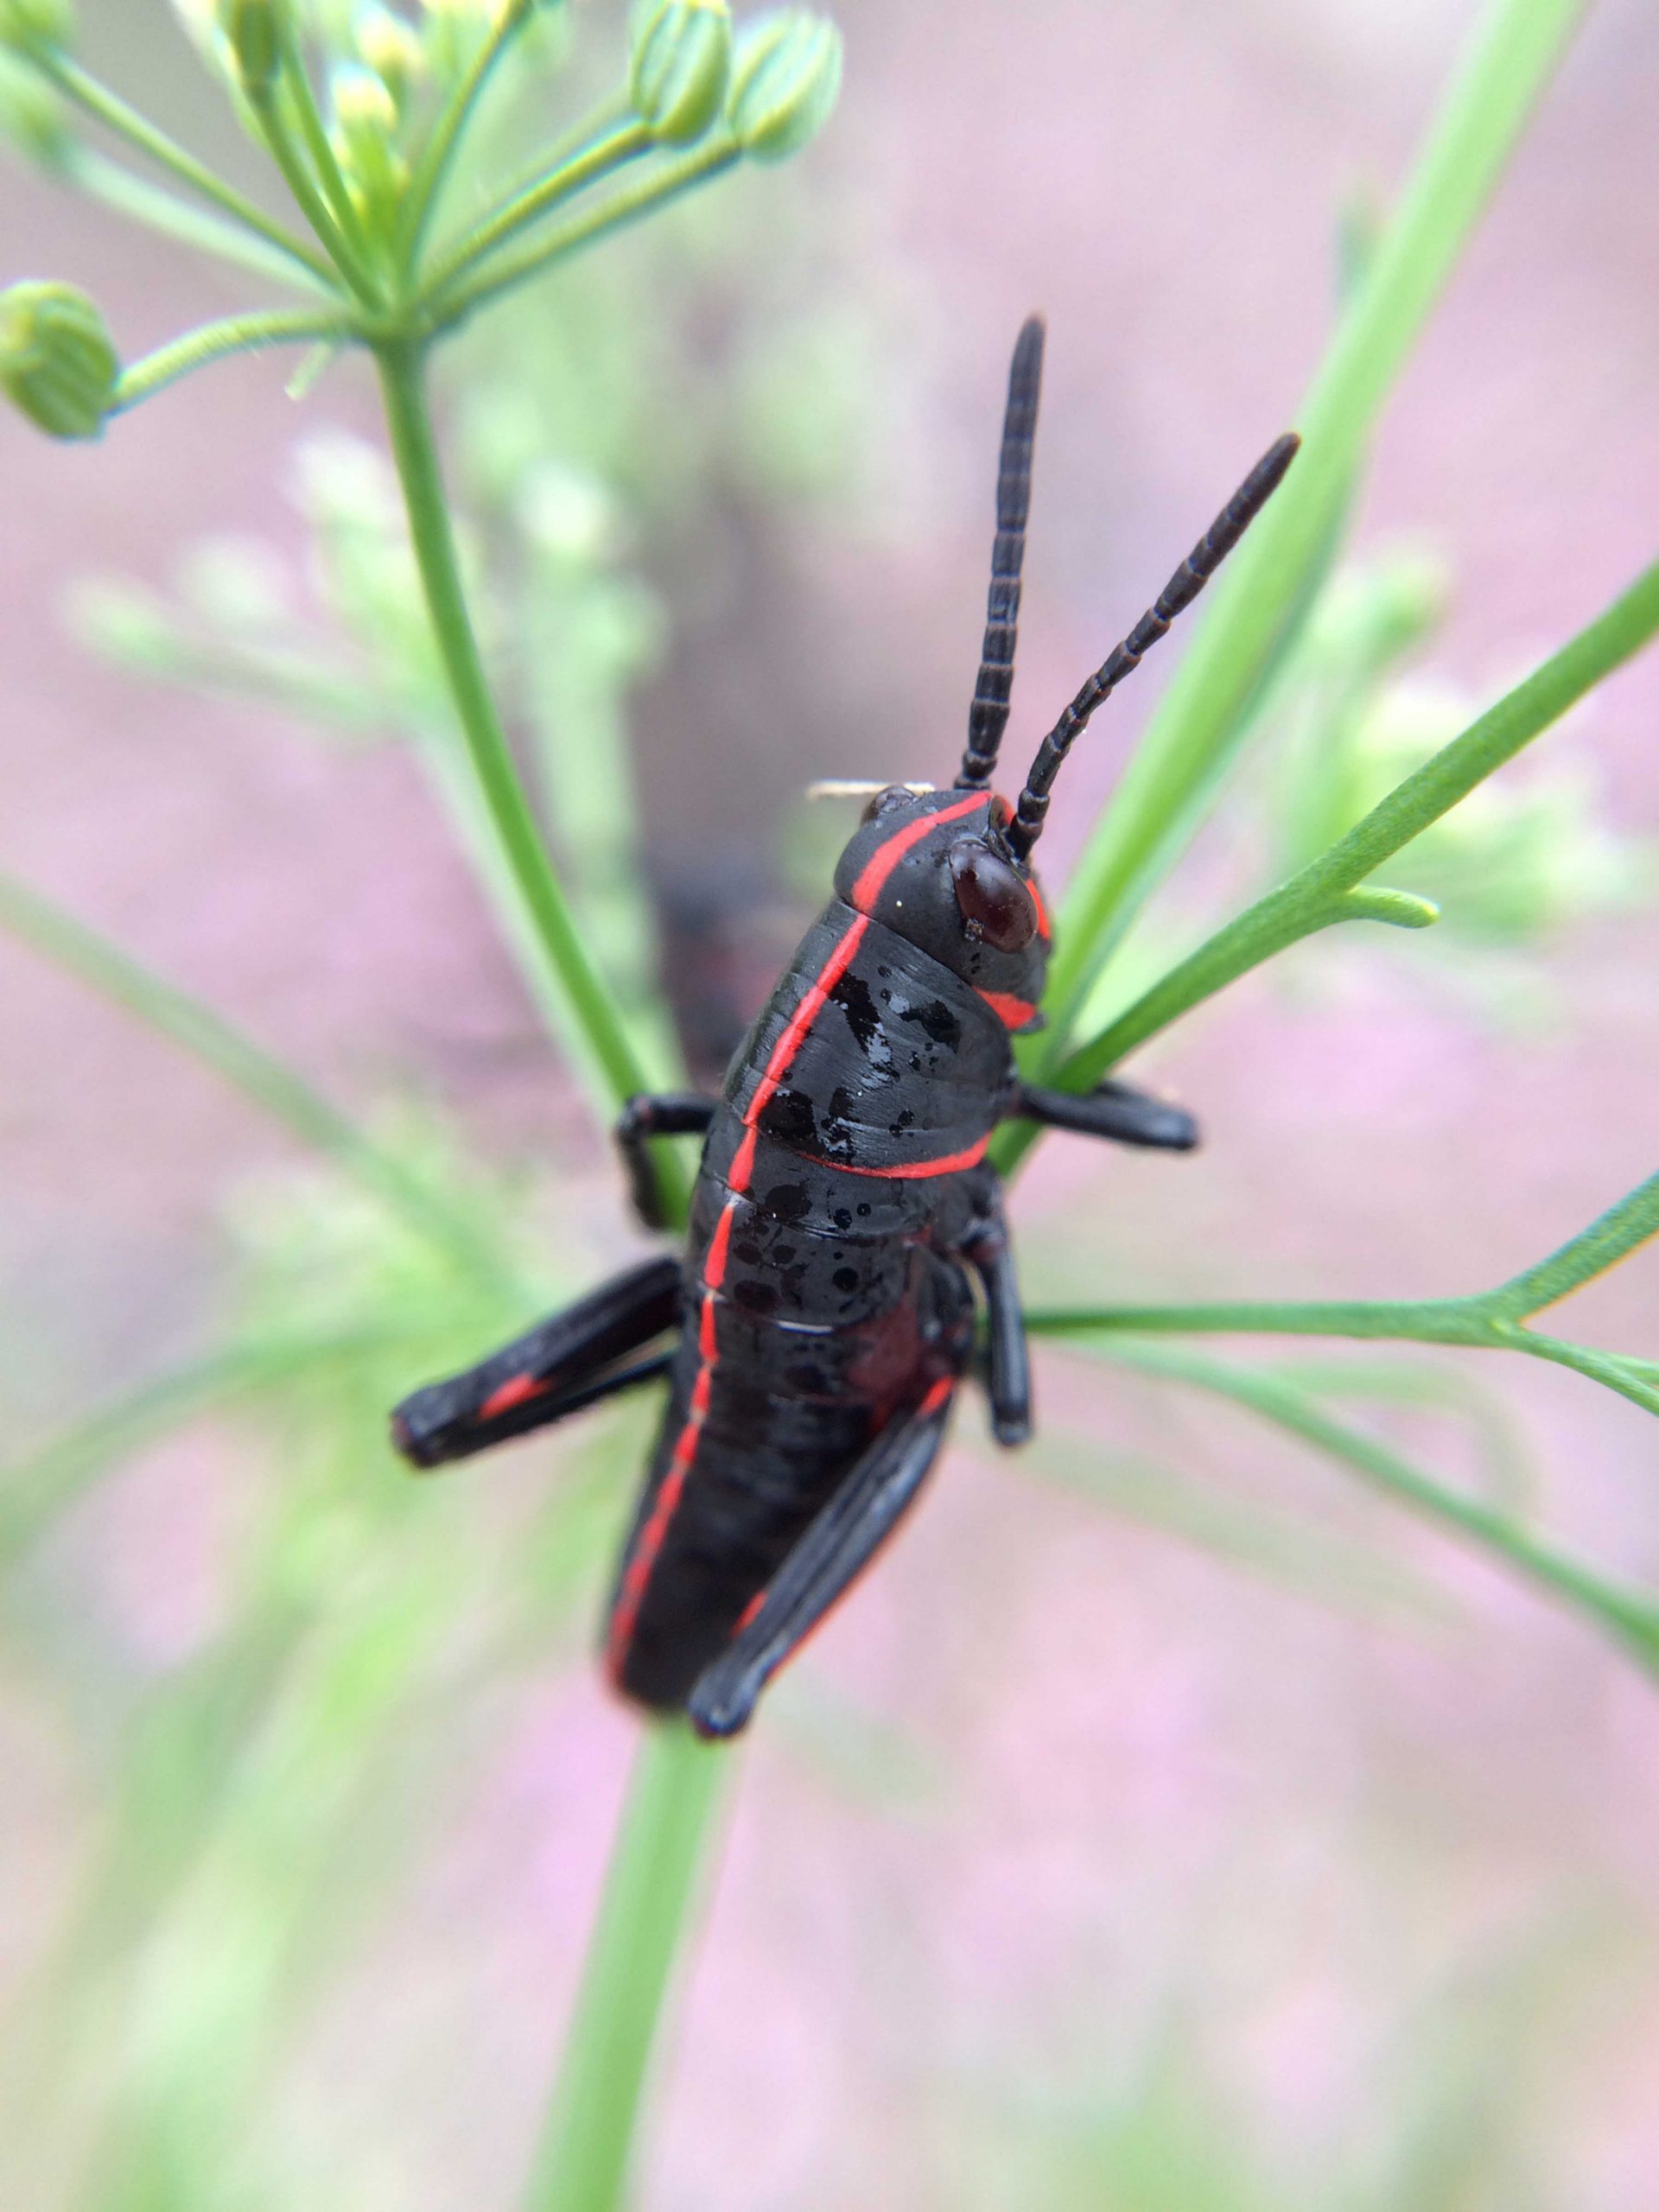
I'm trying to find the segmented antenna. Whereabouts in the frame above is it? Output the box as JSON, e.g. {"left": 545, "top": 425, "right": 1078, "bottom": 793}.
{"left": 956, "top": 315, "right": 1046, "bottom": 790}
{"left": 1004, "top": 431, "right": 1300, "bottom": 861}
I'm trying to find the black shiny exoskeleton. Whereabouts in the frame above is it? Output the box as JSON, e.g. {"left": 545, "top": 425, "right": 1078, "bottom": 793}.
{"left": 391, "top": 320, "right": 1297, "bottom": 1738}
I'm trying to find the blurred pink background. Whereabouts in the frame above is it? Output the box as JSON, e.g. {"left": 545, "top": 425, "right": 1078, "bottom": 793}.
{"left": 3, "top": 1, "right": 1659, "bottom": 2204}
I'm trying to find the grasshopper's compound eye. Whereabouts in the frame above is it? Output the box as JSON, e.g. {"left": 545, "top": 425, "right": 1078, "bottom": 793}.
{"left": 949, "top": 841, "right": 1036, "bottom": 951}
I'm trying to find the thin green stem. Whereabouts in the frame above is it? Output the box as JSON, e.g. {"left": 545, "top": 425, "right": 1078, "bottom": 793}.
{"left": 275, "top": 21, "right": 371, "bottom": 262}
{"left": 1511, "top": 1333, "right": 1659, "bottom": 1422}
{"left": 1036, "top": 1308, "right": 1659, "bottom": 1421}
{"left": 0, "top": 868, "right": 512, "bottom": 1289}
{"left": 37, "top": 52, "right": 335, "bottom": 283}
{"left": 111, "top": 308, "right": 357, "bottom": 411}
{"left": 244, "top": 78, "right": 380, "bottom": 303}
{"left": 1028, "top": 1296, "right": 1498, "bottom": 1348}
{"left": 1491, "top": 1168, "right": 1659, "bottom": 1317}
{"left": 397, "top": 0, "right": 535, "bottom": 268}
{"left": 1064, "top": 1337, "right": 1659, "bottom": 1673}
{"left": 1034, "top": 0, "right": 1590, "bottom": 1053}
{"left": 67, "top": 148, "right": 337, "bottom": 291}
{"left": 526, "top": 1724, "right": 727, "bottom": 2212}
{"left": 422, "top": 119, "right": 653, "bottom": 302}
{"left": 1027, "top": 555, "right": 1659, "bottom": 1125}
{"left": 486, "top": 94, "right": 635, "bottom": 225}
{"left": 372, "top": 340, "right": 689, "bottom": 1217}
{"left": 1021, "top": 1166, "right": 1659, "bottom": 1425}
{"left": 431, "top": 139, "right": 741, "bottom": 327}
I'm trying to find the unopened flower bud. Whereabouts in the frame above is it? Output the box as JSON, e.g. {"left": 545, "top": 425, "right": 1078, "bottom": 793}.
{"left": 0, "top": 280, "right": 118, "bottom": 440}
{"left": 353, "top": 2, "right": 425, "bottom": 109}
{"left": 629, "top": 0, "right": 731, "bottom": 146}
{"left": 331, "top": 62, "right": 402, "bottom": 212}
{"left": 220, "top": 0, "right": 279, "bottom": 89}
{"left": 0, "top": 0, "right": 73, "bottom": 55}
{"left": 0, "top": 54, "right": 72, "bottom": 167}
{"left": 333, "top": 57, "right": 397, "bottom": 138}
{"left": 727, "top": 10, "right": 840, "bottom": 162}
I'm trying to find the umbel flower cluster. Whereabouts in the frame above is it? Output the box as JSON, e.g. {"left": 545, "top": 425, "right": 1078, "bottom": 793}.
{"left": 0, "top": 0, "right": 842, "bottom": 437}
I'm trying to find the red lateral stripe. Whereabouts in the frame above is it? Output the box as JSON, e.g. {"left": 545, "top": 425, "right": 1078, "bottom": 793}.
{"left": 729, "top": 1127, "right": 758, "bottom": 1186}
{"left": 742, "top": 916, "right": 868, "bottom": 1133}
{"left": 703, "top": 1203, "right": 737, "bottom": 1287}
{"left": 1027, "top": 872, "right": 1052, "bottom": 942}
{"left": 849, "top": 791, "right": 987, "bottom": 912}
{"left": 800, "top": 1135, "right": 990, "bottom": 1180}
{"left": 479, "top": 1372, "right": 545, "bottom": 1421}
{"left": 977, "top": 988, "right": 1038, "bottom": 1028}
{"left": 610, "top": 798, "right": 998, "bottom": 1688}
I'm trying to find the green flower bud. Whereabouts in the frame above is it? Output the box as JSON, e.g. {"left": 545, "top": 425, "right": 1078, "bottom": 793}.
{"left": 330, "top": 61, "right": 403, "bottom": 213}
{"left": 727, "top": 9, "right": 840, "bottom": 162}
{"left": 0, "top": 280, "right": 118, "bottom": 440}
{"left": 353, "top": 2, "right": 426, "bottom": 110}
{"left": 0, "top": 51, "right": 72, "bottom": 168}
{"left": 333, "top": 56, "right": 397, "bottom": 137}
{"left": 0, "top": 0, "right": 73, "bottom": 54}
{"left": 219, "top": 0, "right": 279, "bottom": 89}
{"left": 630, "top": 0, "right": 731, "bottom": 146}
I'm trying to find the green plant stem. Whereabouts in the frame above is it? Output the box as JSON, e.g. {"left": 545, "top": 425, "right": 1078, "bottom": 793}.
{"left": 526, "top": 1723, "right": 727, "bottom": 2212}
{"left": 372, "top": 340, "right": 689, "bottom": 1218}
{"left": 38, "top": 51, "right": 335, "bottom": 283}
{"left": 397, "top": 0, "right": 534, "bottom": 267}
{"left": 431, "top": 138, "right": 741, "bottom": 327}
{"left": 1034, "top": 0, "right": 1590, "bottom": 1053}
{"left": 245, "top": 78, "right": 379, "bottom": 303}
{"left": 486, "top": 95, "right": 635, "bottom": 226}
{"left": 111, "top": 308, "right": 357, "bottom": 410}
{"left": 66, "top": 148, "right": 336, "bottom": 290}
{"left": 1063, "top": 1337, "right": 1659, "bottom": 1672}
{"left": 1023, "top": 1164, "right": 1659, "bottom": 1423}
{"left": 276, "top": 22, "right": 370, "bottom": 259}
{"left": 1032, "top": 554, "right": 1659, "bottom": 1117}
{"left": 422, "top": 119, "right": 653, "bottom": 301}
{"left": 0, "top": 868, "right": 512, "bottom": 1288}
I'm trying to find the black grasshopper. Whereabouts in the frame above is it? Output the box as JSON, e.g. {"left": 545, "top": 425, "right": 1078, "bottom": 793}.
{"left": 391, "top": 320, "right": 1296, "bottom": 1737}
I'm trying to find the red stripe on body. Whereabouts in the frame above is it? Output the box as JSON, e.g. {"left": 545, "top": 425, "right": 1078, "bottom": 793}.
{"left": 607, "top": 799, "right": 991, "bottom": 1688}
{"left": 479, "top": 1372, "right": 546, "bottom": 1421}
{"left": 977, "top": 988, "right": 1039, "bottom": 1029}
{"left": 1027, "top": 873, "right": 1052, "bottom": 942}
{"left": 800, "top": 1135, "right": 990, "bottom": 1180}
{"left": 849, "top": 791, "right": 987, "bottom": 911}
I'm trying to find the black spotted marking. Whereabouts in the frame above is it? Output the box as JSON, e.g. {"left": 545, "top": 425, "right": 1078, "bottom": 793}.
{"left": 903, "top": 999, "right": 962, "bottom": 1050}
{"left": 830, "top": 969, "right": 883, "bottom": 1051}
{"left": 758, "top": 1087, "right": 817, "bottom": 1147}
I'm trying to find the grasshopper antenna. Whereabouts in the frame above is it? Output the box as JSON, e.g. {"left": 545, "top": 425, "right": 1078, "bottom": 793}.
{"left": 956, "top": 314, "right": 1046, "bottom": 791}
{"left": 1004, "top": 430, "right": 1300, "bottom": 861}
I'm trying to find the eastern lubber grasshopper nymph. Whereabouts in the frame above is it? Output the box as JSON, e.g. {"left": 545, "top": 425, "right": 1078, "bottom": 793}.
{"left": 391, "top": 320, "right": 1298, "bottom": 1737}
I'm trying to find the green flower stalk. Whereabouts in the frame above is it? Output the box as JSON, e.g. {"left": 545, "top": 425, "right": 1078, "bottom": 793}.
{"left": 0, "top": 277, "right": 116, "bottom": 437}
